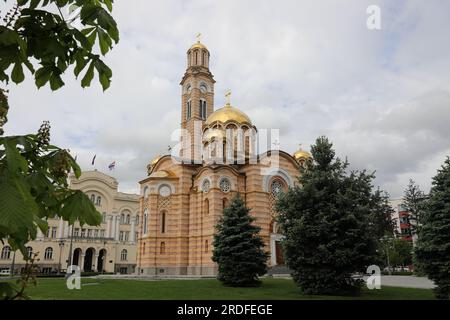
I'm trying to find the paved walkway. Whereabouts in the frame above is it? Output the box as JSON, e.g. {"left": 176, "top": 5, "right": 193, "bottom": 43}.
{"left": 377, "top": 275, "right": 435, "bottom": 289}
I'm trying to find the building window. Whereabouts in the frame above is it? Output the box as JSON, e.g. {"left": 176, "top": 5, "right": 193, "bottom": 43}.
{"left": 100, "top": 229, "right": 105, "bottom": 237}
{"left": 143, "top": 209, "right": 148, "bottom": 235}
{"left": 102, "top": 212, "right": 106, "bottom": 223}
{"left": 96, "top": 196, "right": 101, "bottom": 206}
{"left": 202, "top": 179, "right": 210, "bottom": 193}
{"left": 90, "top": 194, "right": 95, "bottom": 203}
{"left": 204, "top": 240, "right": 208, "bottom": 253}
{"left": 1, "top": 246, "right": 11, "bottom": 260}
{"left": 204, "top": 199, "right": 209, "bottom": 215}
{"left": 74, "top": 228, "right": 80, "bottom": 237}
{"left": 27, "top": 246, "right": 33, "bottom": 259}
{"left": 126, "top": 214, "right": 130, "bottom": 224}
{"left": 120, "top": 249, "right": 128, "bottom": 261}
{"left": 222, "top": 198, "right": 229, "bottom": 210}
{"left": 119, "top": 231, "right": 124, "bottom": 241}
{"left": 161, "top": 211, "right": 166, "bottom": 233}
{"left": 187, "top": 100, "right": 192, "bottom": 119}
{"left": 120, "top": 214, "right": 125, "bottom": 224}
{"left": 51, "top": 227, "right": 57, "bottom": 238}
{"left": 44, "top": 247, "right": 53, "bottom": 260}
{"left": 135, "top": 215, "right": 139, "bottom": 226}
{"left": 81, "top": 229, "right": 86, "bottom": 238}
{"left": 160, "top": 242, "right": 165, "bottom": 254}
{"left": 94, "top": 229, "right": 99, "bottom": 238}
{"left": 219, "top": 177, "right": 231, "bottom": 193}
{"left": 199, "top": 99, "right": 207, "bottom": 119}
{"left": 87, "top": 229, "right": 93, "bottom": 238}
{"left": 271, "top": 179, "right": 285, "bottom": 198}
{"left": 125, "top": 231, "right": 129, "bottom": 241}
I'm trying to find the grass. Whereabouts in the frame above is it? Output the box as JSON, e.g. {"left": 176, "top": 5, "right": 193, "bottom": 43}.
{"left": 5, "top": 277, "right": 435, "bottom": 300}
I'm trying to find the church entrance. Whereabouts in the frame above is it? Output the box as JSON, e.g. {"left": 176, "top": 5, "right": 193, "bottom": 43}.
{"left": 83, "top": 248, "right": 95, "bottom": 271}
{"left": 275, "top": 241, "right": 285, "bottom": 265}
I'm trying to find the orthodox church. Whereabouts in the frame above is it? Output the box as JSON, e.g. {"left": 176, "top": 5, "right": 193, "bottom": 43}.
{"left": 136, "top": 38, "right": 311, "bottom": 276}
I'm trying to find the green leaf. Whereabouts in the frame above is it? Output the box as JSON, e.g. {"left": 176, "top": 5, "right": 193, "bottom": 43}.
{"left": 59, "top": 190, "right": 101, "bottom": 226}
{"left": 49, "top": 73, "right": 65, "bottom": 91}
{"left": 4, "top": 138, "right": 28, "bottom": 173}
{"left": 97, "top": 28, "right": 112, "bottom": 55}
{"left": 0, "top": 174, "right": 37, "bottom": 235}
{"left": 11, "top": 62, "right": 25, "bottom": 84}
{"left": 35, "top": 67, "right": 52, "bottom": 89}
{"left": 81, "top": 61, "right": 94, "bottom": 88}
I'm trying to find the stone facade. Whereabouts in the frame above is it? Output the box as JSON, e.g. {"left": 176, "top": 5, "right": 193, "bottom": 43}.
{"left": 0, "top": 170, "right": 140, "bottom": 275}
{"left": 136, "top": 39, "right": 310, "bottom": 276}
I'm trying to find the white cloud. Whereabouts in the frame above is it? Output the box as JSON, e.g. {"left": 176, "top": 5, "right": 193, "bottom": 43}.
{"left": 3, "top": 0, "right": 450, "bottom": 197}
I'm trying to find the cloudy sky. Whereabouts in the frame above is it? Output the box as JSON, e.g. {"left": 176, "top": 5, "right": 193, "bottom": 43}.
{"left": 4, "top": 0, "right": 450, "bottom": 197}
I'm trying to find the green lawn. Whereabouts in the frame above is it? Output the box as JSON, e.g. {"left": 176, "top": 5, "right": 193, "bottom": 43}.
{"left": 6, "top": 277, "right": 435, "bottom": 300}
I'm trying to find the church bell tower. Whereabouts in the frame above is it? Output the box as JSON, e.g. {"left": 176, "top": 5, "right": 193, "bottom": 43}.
{"left": 179, "top": 34, "right": 215, "bottom": 162}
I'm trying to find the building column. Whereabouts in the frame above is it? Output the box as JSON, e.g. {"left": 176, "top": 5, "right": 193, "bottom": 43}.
{"left": 106, "top": 215, "right": 112, "bottom": 238}
{"left": 92, "top": 254, "right": 98, "bottom": 271}
{"left": 115, "top": 216, "right": 120, "bottom": 241}
{"left": 80, "top": 254, "right": 85, "bottom": 272}
{"left": 130, "top": 216, "right": 136, "bottom": 243}
{"left": 269, "top": 234, "right": 276, "bottom": 266}
{"left": 63, "top": 221, "right": 69, "bottom": 238}
{"left": 57, "top": 217, "right": 64, "bottom": 239}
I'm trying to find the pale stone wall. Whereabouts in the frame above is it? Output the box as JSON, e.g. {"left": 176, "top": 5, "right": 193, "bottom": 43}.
{"left": 0, "top": 170, "right": 139, "bottom": 275}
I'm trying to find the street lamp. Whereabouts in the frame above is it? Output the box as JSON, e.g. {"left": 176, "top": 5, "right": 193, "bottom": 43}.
{"left": 381, "top": 235, "right": 393, "bottom": 275}
{"left": 58, "top": 240, "right": 65, "bottom": 275}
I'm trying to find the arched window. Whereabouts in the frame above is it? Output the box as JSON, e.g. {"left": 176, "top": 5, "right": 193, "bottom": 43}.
{"left": 194, "top": 51, "right": 198, "bottom": 65}
{"left": 121, "top": 249, "right": 128, "bottom": 261}
{"left": 204, "top": 240, "right": 208, "bottom": 253}
{"left": 1, "top": 246, "right": 11, "bottom": 260}
{"left": 44, "top": 247, "right": 53, "bottom": 260}
{"left": 27, "top": 246, "right": 33, "bottom": 259}
{"left": 143, "top": 186, "right": 149, "bottom": 198}
{"left": 102, "top": 213, "right": 106, "bottom": 223}
{"left": 96, "top": 196, "right": 101, "bottom": 206}
{"left": 120, "top": 214, "right": 125, "bottom": 224}
{"left": 142, "top": 242, "right": 146, "bottom": 254}
{"left": 222, "top": 198, "right": 229, "bottom": 210}
{"left": 187, "top": 100, "right": 192, "bottom": 119}
{"left": 126, "top": 214, "right": 130, "bottom": 224}
{"left": 161, "top": 211, "right": 166, "bottom": 233}
{"left": 90, "top": 194, "right": 95, "bottom": 203}
{"left": 143, "top": 209, "right": 148, "bottom": 235}
{"left": 204, "top": 199, "right": 209, "bottom": 215}
{"left": 135, "top": 215, "right": 139, "bottom": 226}
{"left": 271, "top": 178, "right": 285, "bottom": 198}
{"left": 199, "top": 99, "right": 207, "bottom": 119}
{"left": 160, "top": 242, "right": 165, "bottom": 254}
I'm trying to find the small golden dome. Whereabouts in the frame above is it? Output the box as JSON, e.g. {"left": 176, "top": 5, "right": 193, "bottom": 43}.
{"left": 205, "top": 104, "right": 252, "bottom": 126}
{"left": 150, "top": 155, "right": 161, "bottom": 167}
{"left": 190, "top": 41, "right": 207, "bottom": 50}
{"left": 293, "top": 149, "right": 311, "bottom": 160}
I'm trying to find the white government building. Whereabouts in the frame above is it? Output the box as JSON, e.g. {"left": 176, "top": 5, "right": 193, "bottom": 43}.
{"left": 0, "top": 170, "right": 140, "bottom": 275}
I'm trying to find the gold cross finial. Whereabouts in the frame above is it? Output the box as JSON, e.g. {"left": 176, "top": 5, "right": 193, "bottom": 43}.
{"left": 196, "top": 32, "right": 201, "bottom": 43}
{"left": 225, "top": 90, "right": 231, "bottom": 105}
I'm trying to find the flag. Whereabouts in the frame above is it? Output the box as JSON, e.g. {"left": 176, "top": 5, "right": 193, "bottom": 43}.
{"left": 108, "top": 161, "right": 116, "bottom": 171}
{"left": 91, "top": 154, "right": 96, "bottom": 165}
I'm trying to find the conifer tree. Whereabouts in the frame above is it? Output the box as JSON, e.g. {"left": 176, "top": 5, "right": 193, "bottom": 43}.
{"left": 212, "top": 194, "right": 268, "bottom": 287}
{"left": 415, "top": 157, "right": 450, "bottom": 300}
{"left": 276, "top": 136, "right": 379, "bottom": 295}
{"left": 402, "top": 179, "right": 427, "bottom": 236}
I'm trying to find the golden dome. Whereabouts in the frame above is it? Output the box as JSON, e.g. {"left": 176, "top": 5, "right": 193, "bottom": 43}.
{"left": 205, "top": 104, "right": 252, "bottom": 126}
{"left": 150, "top": 155, "right": 161, "bottom": 167}
{"left": 190, "top": 41, "right": 207, "bottom": 50}
{"left": 293, "top": 149, "right": 311, "bottom": 160}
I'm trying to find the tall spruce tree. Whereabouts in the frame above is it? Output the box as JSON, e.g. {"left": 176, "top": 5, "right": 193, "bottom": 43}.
{"left": 212, "top": 194, "right": 268, "bottom": 287}
{"left": 415, "top": 157, "right": 450, "bottom": 300}
{"left": 402, "top": 179, "right": 427, "bottom": 236}
{"left": 276, "top": 136, "right": 379, "bottom": 295}
{"left": 370, "top": 189, "right": 396, "bottom": 239}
